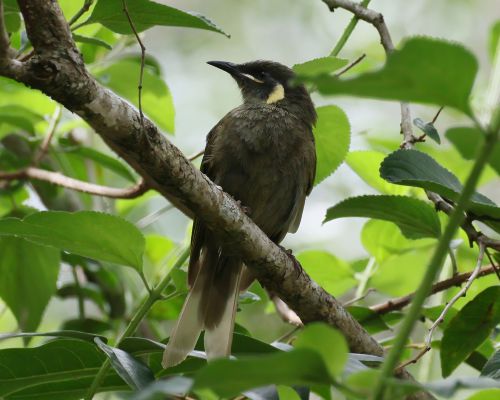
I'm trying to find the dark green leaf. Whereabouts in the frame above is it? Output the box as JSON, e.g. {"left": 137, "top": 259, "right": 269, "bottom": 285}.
{"left": 3, "top": 0, "right": 20, "bottom": 32}
{"left": 58, "top": 282, "right": 107, "bottom": 312}
{"left": 446, "top": 127, "right": 500, "bottom": 175}
{"left": 0, "top": 330, "right": 106, "bottom": 343}
{"left": 324, "top": 195, "right": 441, "bottom": 239}
{"left": 0, "top": 339, "right": 126, "bottom": 398}
{"left": 481, "top": 350, "right": 500, "bottom": 379}
{"left": 193, "top": 349, "right": 332, "bottom": 397}
{"left": 413, "top": 117, "right": 440, "bottom": 144}
{"left": 293, "top": 57, "right": 348, "bottom": 76}
{"left": 0, "top": 211, "right": 145, "bottom": 271}
{"left": 347, "top": 306, "right": 391, "bottom": 335}
{"left": 239, "top": 291, "right": 261, "bottom": 305}
{"left": 130, "top": 377, "right": 194, "bottom": 400}
{"left": 441, "top": 286, "right": 500, "bottom": 377}
{"left": 313, "top": 105, "right": 350, "bottom": 185}
{"left": 0, "top": 237, "right": 60, "bottom": 331}
{"left": 93, "top": 59, "right": 175, "bottom": 133}
{"left": 72, "top": 33, "right": 112, "bottom": 50}
{"left": 294, "top": 323, "right": 348, "bottom": 378}
{"left": 85, "top": 0, "right": 228, "bottom": 37}
{"left": 303, "top": 37, "right": 478, "bottom": 114}
{"left": 62, "top": 318, "right": 112, "bottom": 335}
{"left": 95, "top": 337, "right": 155, "bottom": 390}
{"left": 380, "top": 149, "right": 500, "bottom": 220}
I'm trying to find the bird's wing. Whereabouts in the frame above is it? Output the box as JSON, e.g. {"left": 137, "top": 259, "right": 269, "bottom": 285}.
{"left": 288, "top": 129, "right": 316, "bottom": 233}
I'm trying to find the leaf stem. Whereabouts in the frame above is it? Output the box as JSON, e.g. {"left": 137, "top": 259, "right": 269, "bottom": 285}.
{"left": 373, "top": 123, "right": 499, "bottom": 399}
{"left": 330, "top": 0, "right": 371, "bottom": 56}
{"left": 84, "top": 247, "right": 190, "bottom": 399}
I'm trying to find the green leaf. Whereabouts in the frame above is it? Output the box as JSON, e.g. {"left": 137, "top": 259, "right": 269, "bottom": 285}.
{"left": 313, "top": 105, "right": 350, "bottom": 185}
{"left": 489, "top": 21, "right": 500, "bottom": 60}
{"left": 481, "top": 350, "right": 500, "bottom": 380}
{"left": 413, "top": 117, "right": 440, "bottom": 144}
{"left": 94, "top": 337, "right": 155, "bottom": 390}
{"left": 380, "top": 149, "right": 500, "bottom": 220}
{"left": 445, "top": 127, "right": 500, "bottom": 175}
{"left": 296, "top": 250, "right": 356, "bottom": 297}
{"left": 441, "top": 286, "right": 500, "bottom": 377}
{"left": 59, "top": 141, "right": 136, "bottom": 182}
{"left": 324, "top": 195, "right": 441, "bottom": 239}
{"left": 0, "top": 237, "right": 60, "bottom": 331}
{"left": 347, "top": 306, "right": 391, "bottom": 335}
{"left": 426, "top": 377, "right": 500, "bottom": 398}
{"left": 0, "top": 339, "right": 126, "bottom": 398}
{"left": 192, "top": 349, "right": 332, "bottom": 397}
{"left": 3, "top": 0, "right": 20, "bottom": 32}
{"left": 294, "top": 323, "right": 348, "bottom": 378}
{"left": 58, "top": 282, "right": 107, "bottom": 312}
{"left": 85, "top": 0, "right": 228, "bottom": 37}
{"left": 93, "top": 59, "right": 175, "bottom": 133}
{"left": 303, "top": 37, "right": 478, "bottom": 114}
{"left": 62, "top": 318, "right": 112, "bottom": 335}
{"left": 0, "top": 77, "right": 56, "bottom": 117}
{"left": 72, "top": 33, "right": 113, "bottom": 50}
{"left": 345, "top": 151, "right": 408, "bottom": 195}
{"left": 0, "top": 105, "right": 45, "bottom": 136}
{"left": 293, "top": 57, "right": 348, "bottom": 76}
{"left": 0, "top": 211, "right": 145, "bottom": 271}
{"left": 0, "top": 330, "right": 106, "bottom": 343}
{"left": 466, "top": 389, "right": 500, "bottom": 400}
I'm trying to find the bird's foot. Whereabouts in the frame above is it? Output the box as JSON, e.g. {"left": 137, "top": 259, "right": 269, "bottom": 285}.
{"left": 279, "top": 245, "right": 303, "bottom": 278}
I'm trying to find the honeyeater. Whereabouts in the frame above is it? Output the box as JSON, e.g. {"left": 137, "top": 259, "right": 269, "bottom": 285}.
{"left": 162, "top": 60, "right": 317, "bottom": 368}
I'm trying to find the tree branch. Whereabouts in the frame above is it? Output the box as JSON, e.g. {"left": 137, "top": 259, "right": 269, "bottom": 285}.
{"left": 0, "top": 167, "right": 148, "bottom": 199}
{"left": 0, "top": 0, "right": 10, "bottom": 60}
{"left": 370, "top": 264, "right": 498, "bottom": 314}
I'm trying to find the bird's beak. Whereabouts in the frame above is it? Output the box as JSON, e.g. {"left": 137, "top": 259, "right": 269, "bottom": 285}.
{"left": 207, "top": 61, "right": 241, "bottom": 76}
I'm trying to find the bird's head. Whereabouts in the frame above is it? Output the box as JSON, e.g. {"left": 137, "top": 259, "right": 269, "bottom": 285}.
{"left": 207, "top": 60, "right": 316, "bottom": 125}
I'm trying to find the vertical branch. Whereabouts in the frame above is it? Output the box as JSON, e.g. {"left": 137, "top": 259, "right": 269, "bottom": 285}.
{"left": 0, "top": 0, "right": 11, "bottom": 59}
{"left": 122, "top": 0, "right": 146, "bottom": 126}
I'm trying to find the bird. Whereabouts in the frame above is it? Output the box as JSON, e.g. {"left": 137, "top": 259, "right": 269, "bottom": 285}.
{"left": 162, "top": 60, "right": 317, "bottom": 368}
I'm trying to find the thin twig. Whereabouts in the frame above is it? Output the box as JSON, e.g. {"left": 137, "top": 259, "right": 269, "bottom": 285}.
{"left": 343, "top": 288, "right": 375, "bottom": 307}
{"left": 485, "top": 248, "right": 500, "bottom": 280}
{"left": 135, "top": 204, "right": 175, "bottom": 229}
{"left": 0, "top": 167, "right": 149, "bottom": 199}
{"left": 33, "top": 106, "right": 62, "bottom": 166}
{"left": 188, "top": 149, "right": 204, "bottom": 161}
{"left": 68, "top": 0, "right": 94, "bottom": 27}
{"left": 335, "top": 53, "right": 366, "bottom": 77}
{"left": 431, "top": 106, "right": 444, "bottom": 124}
{"left": 370, "top": 264, "right": 498, "bottom": 314}
{"left": 122, "top": 0, "right": 145, "bottom": 127}
{"left": 396, "top": 243, "right": 486, "bottom": 371}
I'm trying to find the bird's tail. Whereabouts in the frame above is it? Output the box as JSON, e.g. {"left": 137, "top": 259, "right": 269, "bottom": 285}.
{"left": 162, "top": 249, "right": 242, "bottom": 368}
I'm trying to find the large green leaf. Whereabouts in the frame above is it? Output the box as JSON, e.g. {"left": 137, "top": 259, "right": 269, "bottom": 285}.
{"left": 0, "top": 105, "right": 44, "bottom": 136}
{"left": 301, "top": 37, "right": 478, "bottom": 114}
{"left": 192, "top": 349, "right": 332, "bottom": 397}
{"left": 0, "top": 237, "right": 60, "bottom": 331}
{"left": 93, "top": 59, "right": 175, "bottom": 133}
{"left": 324, "top": 195, "right": 441, "bottom": 239}
{"left": 84, "top": 0, "right": 228, "bottom": 36}
{"left": 95, "top": 338, "right": 154, "bottom": 390}
{"left": 313, "top": 105, "right": 350, "bottom": 185}
{"left": 0, "top": 339, "right": 126, "bottom": 398}
{"left": 380, "top": 149, "right": 500, "bottom": 220}
{"left": 294, "top": 323, "right": 348, "bottom": 378}
{"left": 0, "top": 211, "right": 145, "bottom": 271}
{"left": 296, "top": 250, "right": 356, "bottom": 297}
{"left": 441, "top": 286, "right": 500, "bottom": 377}
{"left": 445, "top": 127, "right": 500, "bottom": 175}
{"left": 345, "top": 151, "right": 408, "bottom": 195}
{"left": 3, "top": 0, "right": 20, "bottom": 32}
{"left": 293, "top": 57, "right": 348, "bottom": 77}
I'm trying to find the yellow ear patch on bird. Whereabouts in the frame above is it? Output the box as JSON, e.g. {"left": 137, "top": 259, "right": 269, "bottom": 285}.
{"left": 266, "top": 84, "right": 285, "bottom": 104}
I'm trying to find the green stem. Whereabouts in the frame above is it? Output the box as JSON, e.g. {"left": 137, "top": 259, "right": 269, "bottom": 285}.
{"left": 330, "top": 0, "right": 372, "bottom": 56}
{"left": 373, "top": 126, "right": 499, "bottom": 400}
{"left": 84, "top": 247, "right": 190, "bottom": 400}
{"left": 71, "top": 265, "right": 85, "bottom": 320}
{"left": 68, "top": 0, "right": 94, "bottom": 26}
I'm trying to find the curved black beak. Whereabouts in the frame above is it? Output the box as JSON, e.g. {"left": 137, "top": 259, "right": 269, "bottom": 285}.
{"left": 207, "top": 61, "right": 240, "bottom": 76}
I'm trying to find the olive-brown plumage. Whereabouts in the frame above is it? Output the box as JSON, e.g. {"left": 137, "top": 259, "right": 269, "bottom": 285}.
{"left": 162, "top": 60, "right": 316, "bottom": 368}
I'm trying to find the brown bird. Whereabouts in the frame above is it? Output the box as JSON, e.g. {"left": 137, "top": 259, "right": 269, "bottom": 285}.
{"left": 162, "top": 60, "right": 316, "bottom": 368}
